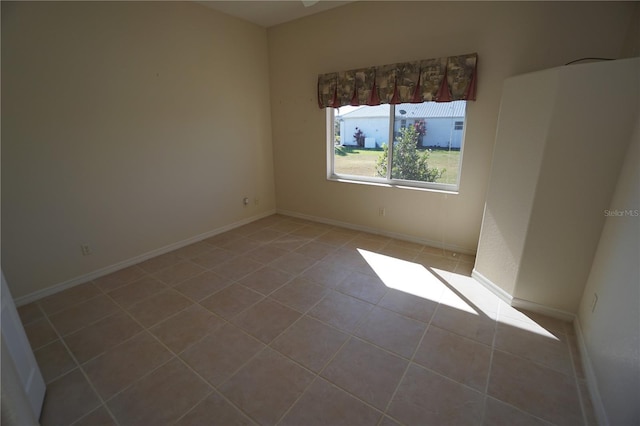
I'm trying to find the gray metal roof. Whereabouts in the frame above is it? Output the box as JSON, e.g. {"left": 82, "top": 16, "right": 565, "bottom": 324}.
{"left": 338, "top": 101, "right": 466, "bottom": 119}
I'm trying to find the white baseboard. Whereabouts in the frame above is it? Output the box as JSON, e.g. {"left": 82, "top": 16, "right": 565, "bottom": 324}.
{"left": 470, "top": 268, "right": 513, "bottom": 305}
{"left": 511, "top": 298, "right": 576, "bottom": 322}
{"left": 574, "top": 319, "right": 609, "bottom": 426}
{"left": 14, "top": 210, "right": 276, "bottom": 307}
{"left": 471, "top": 269, "right": 576, "bottom": 322}
{"left": 277, "top": 209, "right": 477, "bottom": 256}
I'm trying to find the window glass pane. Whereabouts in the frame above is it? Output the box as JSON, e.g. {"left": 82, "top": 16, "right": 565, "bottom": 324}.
{"left": 390, "top": 101, "right": 465, "bottom": 185}
{"left": 333, "top": 105, "right": 391, "bottom": 178}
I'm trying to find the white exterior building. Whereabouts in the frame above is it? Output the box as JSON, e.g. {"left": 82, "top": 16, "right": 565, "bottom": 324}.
{"left": 337, "top": 101, "right": 466, "bottom": 148}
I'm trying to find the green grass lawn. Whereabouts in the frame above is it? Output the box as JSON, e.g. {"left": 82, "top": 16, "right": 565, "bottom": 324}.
{"left": 334, "top": 146, "right": 460, "bottom": 184}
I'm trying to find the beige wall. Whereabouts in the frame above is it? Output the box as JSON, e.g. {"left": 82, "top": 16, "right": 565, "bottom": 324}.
{"left": 267, "top": 1, "right": 635, "bottom": 253}
{"left": 577, "top": 117, "right": 639, "bottom": 426}
{"left": 2, "top": 1, "right": 637, "bottom": 302}
{"left": 1, "top": 2, "right": 275, "bottom": 299}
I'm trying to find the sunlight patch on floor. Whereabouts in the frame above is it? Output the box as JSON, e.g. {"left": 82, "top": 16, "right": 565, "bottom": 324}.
{"left": 357, "top": 249, "right": 477, "bottom": 315}
{"left": 357, "top": 248, "right": 560, "bottom": 341}
{"left": 498, "top": 305, "right": 560, "bottom": 340}
{"left": 438, "top": 285, "right": 481, "bottom": 316}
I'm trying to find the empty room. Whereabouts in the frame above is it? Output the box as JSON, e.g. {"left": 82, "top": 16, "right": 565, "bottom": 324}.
{"left": 1, "top": 1, "right": 638, "bottom": 425}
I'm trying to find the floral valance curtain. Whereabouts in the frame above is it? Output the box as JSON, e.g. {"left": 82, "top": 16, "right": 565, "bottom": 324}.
{"left": 317, "top": 53, "right": 477, "bottom": 109}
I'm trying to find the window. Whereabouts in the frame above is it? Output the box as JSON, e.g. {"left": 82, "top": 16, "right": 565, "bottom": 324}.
{"left": 329, "top": 100, "right": 466, "bottom": 191}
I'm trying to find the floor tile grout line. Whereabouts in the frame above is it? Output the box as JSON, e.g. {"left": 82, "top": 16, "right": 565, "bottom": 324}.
{"left": 187, "top": 387, "right": 260, "bottom": 426}
{"left": 148, "top": 258, "right": 211, "bottom": 287}
{"left": 489, "top": 301, "right": 579, "bottom": 424}
{"left": 98, "top": 356, "right": 179, "bottom": 423}
{"left": 43, "top": 303, "right": 132, "bottom": 350}
{"left": 22, "top": 303, "right": 46, "bottom": 326}
{"left": 479, "top": 298, "right": 501, "bottom": 426}
{"left": 33, "top": 345, "right": 78, "bottom": 386}
{"left": 247, "top": 273, "right": 299, "bottom": 298}
{"left": 38, "top": 304, "right": 122, "bottom": 426}
{"left": 32, "top": 215, "right": 483, "bottom": 425}
{"left": 38, "top": 289, "right": 107, "bottom": 320}
{"left": 36, "top": 216, "right": 582, "bottom": 425}
{"left": 420, "top": 319, "right": 496, "bottom": 348}
{"left": 490, "top": 345, "right": 581, "bottom": 380}
{"left": 91, "top": 264, "right": 149, "bottom": 294}
{"left": 169, "top": 389, "right": 218, "bottom": 425}
{"left": 75, "top": 309, "right": 388, "bottom": 426}
{"left": 95, "top": 256, "right": 219, "bottom": 299}
{"left": 239, "top": 275, "right": 341, "bottom": 377}
{"left": 67, "top": 404, "right": 113, "bottom": 426}
{"left": 113, "top": 287, "right": 194, "bottom": 323}
{"left": 200, "top": 283, "right": 267, "bottom": 320}
{"left": 103, "top": 282, "right": 173, "bottom": 310}
{"left": 68, "top": 285, "right": 224, "bottom": 423}
{"left": 483, "top": 395, "right": 559, "bottom": 426}
{"left": 378, "top": 296, "right": 440, "bottom": 424}
{"left": 174, "top": 277, "right": 238, "bottom": 304}
{"left": 128, "top": 283, "right": 276, "bottom": 426}
{"left": 82, "top": 285, "right": 232, "bottom": 424}
{"left": 91, "top": 247, "right": 318, "bottom": 418}
{"left": 205, "top": 345, "right": 275, "bottom": 425}
{"left": 268, "top": 265, "right": 480, "bottom": 370}
{"left": 273, "top": 375, "right": 319, "bottom": 426}
{"left": 25, "top": 324, "right": 66, "bottom": 353}
{"left": 272, "top": 333, "right": 362, "bottom": 425}
{"left": 274, "top": 373, "right": 389, "bottom": 426}
{"left": 269, "top": 261, "right": 386, "bottom": 425}
{"left": 75, "top": 327, "right": 151, "bottom": 369}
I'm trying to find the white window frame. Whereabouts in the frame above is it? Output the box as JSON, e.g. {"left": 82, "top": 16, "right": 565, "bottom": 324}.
{"left": 326, "top": 103, "right": 466, "bottom": 192}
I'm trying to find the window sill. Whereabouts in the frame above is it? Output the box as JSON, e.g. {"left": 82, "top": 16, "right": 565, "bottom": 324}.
{"left": 327, "top": 175, "right": 460, "bottom": 195}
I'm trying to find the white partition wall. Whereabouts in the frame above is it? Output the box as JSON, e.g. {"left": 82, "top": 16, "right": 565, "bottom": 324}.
{"left": 0, "top": 272, "right": 45, "bottom": 424}
{"left": 474, "top": 57, "right": 639, "bottom": 315}
{"left": 472, "top": 69, "right": 559, "bottom": 299}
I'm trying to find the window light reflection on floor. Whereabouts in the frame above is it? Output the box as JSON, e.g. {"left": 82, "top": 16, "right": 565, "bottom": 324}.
{"left": 357, "top": 248, "right": 477, "bottom": 315}
{"left": 498, "top": 306, "right": 560, "bottom": 340}
{"left": 357, "top": 248, "right": 560, "bottom": 341}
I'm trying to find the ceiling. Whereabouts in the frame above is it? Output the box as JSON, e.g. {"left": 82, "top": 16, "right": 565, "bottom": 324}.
{"left": 197, "top": 0, "right": 354, "bottom": 28}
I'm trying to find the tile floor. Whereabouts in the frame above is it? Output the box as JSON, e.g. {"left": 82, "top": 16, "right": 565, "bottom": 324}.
{"left": 19, "top": 214, "right": 596, "bottom": 426}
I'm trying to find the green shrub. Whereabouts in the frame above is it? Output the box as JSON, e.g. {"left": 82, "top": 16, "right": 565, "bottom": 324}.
{"left": 376, "top": 126, "right": 444, "bottom": 182}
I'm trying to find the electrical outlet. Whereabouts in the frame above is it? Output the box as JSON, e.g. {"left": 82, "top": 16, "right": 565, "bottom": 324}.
{"left": 243, "top": 197, "right": 249, "bottom": 207}
{"left": 378, "top": 207, "right": 386, "bottom": 217}
{"left": 81, "top": 244, "right": 92, "bottom": 256}
{"left": 254, "top": 197, "right": 260, "bottom": 205}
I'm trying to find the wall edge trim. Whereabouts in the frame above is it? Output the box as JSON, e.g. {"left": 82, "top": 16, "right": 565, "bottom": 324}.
{"left": 510, "top": 298, "right": 576, "bottom": 322}
{"left": 574, "top": 318, "right": 610, "bottom": 426}
{"left": 14, "top": 210, "right": 276, "bottom": 306}
{"left": 471, "top": 268, "right": 513, "bottom": 304}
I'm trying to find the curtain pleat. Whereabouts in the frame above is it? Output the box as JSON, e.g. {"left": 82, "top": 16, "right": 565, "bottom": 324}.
{"left": 318, "top": 53, "right": 477, "bottom": 109}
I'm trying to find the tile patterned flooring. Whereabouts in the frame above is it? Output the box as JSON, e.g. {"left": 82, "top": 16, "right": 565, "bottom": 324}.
{"left": 19, "top": 214, "right": 596, "bottom": 426}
